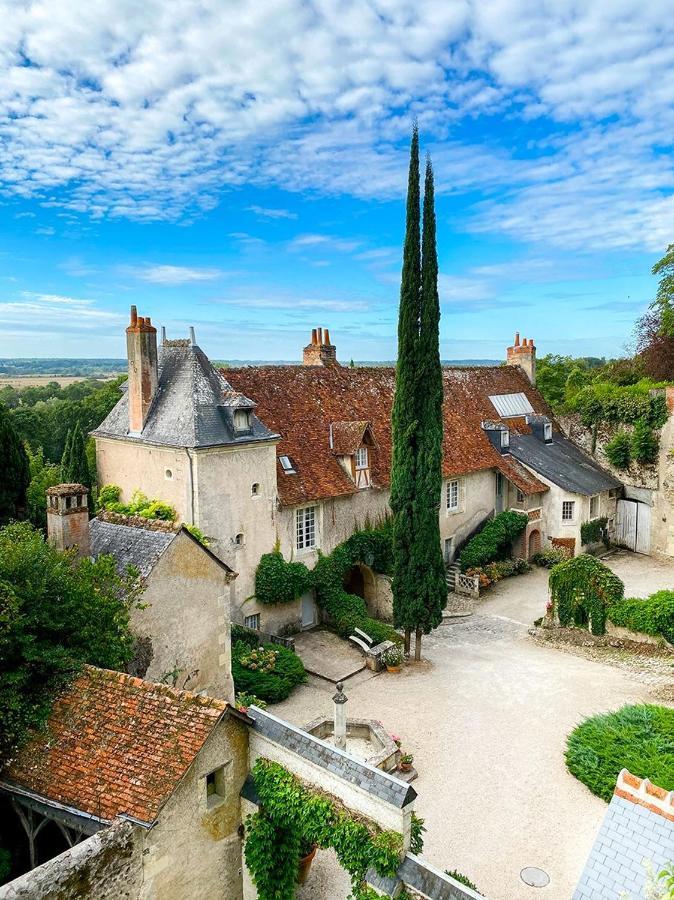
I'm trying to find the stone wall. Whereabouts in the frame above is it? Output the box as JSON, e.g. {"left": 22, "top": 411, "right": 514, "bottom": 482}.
{"left": 134, "top": 530, "right": 235, "bottom": 699}
{"left": 0, "top": 820, "right": 143, "bottom": 900}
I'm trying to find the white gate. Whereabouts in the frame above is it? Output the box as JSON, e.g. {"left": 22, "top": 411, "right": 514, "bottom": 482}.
{"left": 616, "top": 500, "right": 651, "bottom": 555}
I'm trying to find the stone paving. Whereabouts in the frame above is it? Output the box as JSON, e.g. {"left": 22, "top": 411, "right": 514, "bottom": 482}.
{"left": 279, "top": 551, "right": 674, "bottom": 900}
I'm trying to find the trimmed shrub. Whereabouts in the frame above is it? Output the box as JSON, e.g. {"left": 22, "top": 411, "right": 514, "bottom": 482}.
{"left": 255, "top": 551, "right": 313, "bottom": 605}
{"left": 465, "top": 558, "right": 530, "bottom": 589}
{"left": 608, "top": 590, "right": 674, "bottom": 643}
{"left": 580, "top": 516, "right": 608, "bottom": 546}
{"left": 231, "top": 640, "right": 306, "bottom": 703}
{"left": 604, "top": 431, "right": 632, "bottom": 469}
{"left": 631, "top": 418, "right": 659, "bottom": 464}
{"left": 566, "top": 705, "right": 674, "bottom": 801}
{"left": 459, "top": 510, "right": 528, "bottom": 571}
{"left": 532, "top": 547, "right": 570, "bottom": 568}
{"left": 549, "top": 554, "right": 624, "bottom": 635}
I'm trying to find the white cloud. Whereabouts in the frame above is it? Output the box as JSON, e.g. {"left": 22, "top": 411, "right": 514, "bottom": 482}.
{"left": 288, "top": 233, "right": 361, "bottom": 253}
{"left": 128, "top": 264, "right": 223, "bottom": 284}
{"left": 0, "top": 293, "right": 123, "bottom": 333}
{"left": 0, "top": 0, "right": 673, "bottom": 251}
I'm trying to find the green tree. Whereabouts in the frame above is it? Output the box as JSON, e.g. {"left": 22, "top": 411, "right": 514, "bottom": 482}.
{"left": 0, "top": 522, "right": 142, "bottom": 761}
{"left": 0, "top": 405, "right": 29, "bottom": 525}
{"left": 61, "top": 420, "right": 91, "bottom": 490}
{"left": 651, "top": 244, "right": 674, "bottom": 338}
{"left": 390, "top": 124, "right": 422, "bottom": 655}
{"left": 60, "top": 426, "right": 73, "bottom": 478}
{"left": 25, "top": 447, "right": 61, "bottom": 529}
{"left": 390, "top": 129, "right": 446, "bottom": 660}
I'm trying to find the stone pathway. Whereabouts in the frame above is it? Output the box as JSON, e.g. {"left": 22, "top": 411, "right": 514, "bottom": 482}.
{"left": 293, "top": 628, "right": 364, "bottom": 683}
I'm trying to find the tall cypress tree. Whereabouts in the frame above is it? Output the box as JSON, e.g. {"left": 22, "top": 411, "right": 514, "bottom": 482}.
{"left": 391, "top": 132, "right": 446, "bottom": 659}
{"left": 62, "top": 421, "right": 91, "bottom": 489}
{"left": 60, "top": 427, "right": 73, "bottom": 479}
{"left": 390, "top": 124, "right": 422, "bottom": 654}
{"left": 0, "top": 404, "right": 30, "bottom": 524}
{"left": 412, "top": 157, "right": 446, "bottom": 658}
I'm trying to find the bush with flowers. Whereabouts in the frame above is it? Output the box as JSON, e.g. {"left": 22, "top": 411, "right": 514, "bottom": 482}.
{"left": 239, "top": 646, "right": 278, "bottom": 673}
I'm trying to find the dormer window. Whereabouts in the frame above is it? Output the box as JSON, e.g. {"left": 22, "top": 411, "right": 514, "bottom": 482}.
{"left": 501, "top": 429, "right": 510, "bottom": 450}
{"left": 233, "top": 409, "right": 252, "bottom": 433}
{"left": 544, "top": 422, "right": 552, "bottom": 442}
{"left": 355, "top": 447, "right": 368, "bottom": 469}
{"left": 279, "top": 455, "right": 296, "bottom": 474}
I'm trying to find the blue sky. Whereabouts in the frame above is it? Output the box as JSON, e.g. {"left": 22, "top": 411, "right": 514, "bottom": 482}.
{"left": 1, "top": 1, "right": 673, "bottom": 362}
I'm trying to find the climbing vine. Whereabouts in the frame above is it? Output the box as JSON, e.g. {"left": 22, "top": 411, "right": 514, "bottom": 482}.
{"left": 254, "top": 522, "right": 400, "bottom": 645}
{"left": 244, "top": 758, "right": 404, "bottom": 900}
{"left": 549, "top": 554, "right": 624, "bottom": 635}
{"left": 579, "top": 516, "right": 608, "bottom": 546}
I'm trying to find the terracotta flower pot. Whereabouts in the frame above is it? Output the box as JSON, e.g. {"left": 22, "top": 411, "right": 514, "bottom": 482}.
{"left": 386, "top": 664, "right": 401, "bottom": 673}
{"left": 400, "top": 763, "right": 412, "bottom": 772}
{"left": 297, "top": 845, "right": 317, "bottom": 884}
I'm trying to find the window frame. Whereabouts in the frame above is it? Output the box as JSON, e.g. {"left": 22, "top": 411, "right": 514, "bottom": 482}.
{"left": 561, "top": 500, "right": 575, "bottom": 523}
{"left": 278, "top": 455, "right": 296, "bottom": 474}
{"left": 205, "top": 763, "right": 230, "bottom": 809}
{"left": 295, "top": 505, "right": 317, "bottom": 551}
{"left": 233, "top": 408, "right": 252, "bottom": 433}
{"left": 446, "top": 479, "right": 460, "bottom": 513}
{"left": 244, "top": 613, "right": 260, "bottom": 630}
{"left": 589, "top": 494, "right": 600, "bottom": 519}
{"left": 355, "top": 446, "right": 368, "bottom": 470}
{"left": 544, "top": 422, "right": 553, "bottom": 442}
{"left": 516, "top": 488, "right": 525, "bottom": 505}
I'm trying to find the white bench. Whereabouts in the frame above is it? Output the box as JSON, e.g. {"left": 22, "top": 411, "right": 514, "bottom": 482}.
{"left": 354, "top": 627, "right": 374, "bottom": 646}
{"left": 348, "top": 634, "right": 372, "bottom": 653}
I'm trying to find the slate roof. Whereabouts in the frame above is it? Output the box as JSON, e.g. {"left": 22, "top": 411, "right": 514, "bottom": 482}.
{"left": 93, "top": 339, "right": 279, "bottom": 449}
{"left": 226, "top": 364, "right": 551, "bottom": 505}
{"left": 574, "top": 769, "right": 674, "bottom": 899}
{"left": 2, "top": 667, "right": 227, "bottom": 826}
{"left": 90, "top": 517, "right": 176, "bottom": 578}
{"left": 510, "top": 432, "right": 621, "bottom": 496}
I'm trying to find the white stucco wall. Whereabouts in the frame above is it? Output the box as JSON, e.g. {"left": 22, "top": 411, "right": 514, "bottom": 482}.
{"left": 440, "top": 470, "right": 496, "bottom": 561}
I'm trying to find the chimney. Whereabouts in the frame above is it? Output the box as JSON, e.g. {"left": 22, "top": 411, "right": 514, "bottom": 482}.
{"left": 46, "top": 484, "right": 90, "bottom": 558}
{"left": 126, "top": 305, "right": 158, "bottom": 435}
{"left": 506, "top": 331, "right": 536, "bottom": 384}
{"left": 302, "top": 326, "right": 339, "bottom": 367}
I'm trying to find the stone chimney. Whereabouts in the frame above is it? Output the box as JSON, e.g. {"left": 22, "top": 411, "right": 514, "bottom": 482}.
{"left": 302, "top": 326, "right": 338, "bottom": 366}
{"left": 126, "top": 305, "right": 158, "bottom": 435}
{"left": 46, "top": 484, "right": 90, "bottom": 557}
{"left": 506, "top": 331, "right": 536, "bottom": 384}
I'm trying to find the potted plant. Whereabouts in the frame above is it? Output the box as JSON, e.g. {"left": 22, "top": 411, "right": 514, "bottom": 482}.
{"left": 383, "top": 645, "right": 404, "bottom": 673}
{"left": 399, "top": 753, "right": 414, "bottom": 773}
{"left": 297, "top": 836, "right": 317, "bottom": 884}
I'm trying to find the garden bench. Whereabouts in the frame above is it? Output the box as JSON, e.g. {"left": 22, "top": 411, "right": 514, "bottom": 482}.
{"left": 354, "top": 627, "right": 374, "bottom": 646}
{"left": 348, "top": 634, "right": 371, "bottom": 653}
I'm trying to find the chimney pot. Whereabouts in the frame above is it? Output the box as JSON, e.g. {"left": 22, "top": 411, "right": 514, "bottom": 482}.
{"left": 161, "top": 326, "right": 167, "bottom": 343}
{"left": 189, "top": 326, "right": 196, "bottom": 345}
{"left": 324, "top": 328, "right": 331, "bottom": 345}
{"left": 130, "top": 305, "right": 138, "bottom": 327}
{"left": 126, "top": 308, "right": 159, "bottom": 434}
{"left": 514, "top": 331, "right": 520, "bottom": 347}
{"left": 317, "top": 327, "right": 323, "bottom": 345}
{"left": 311, "top": 328, "right": 318, "bottom": 346}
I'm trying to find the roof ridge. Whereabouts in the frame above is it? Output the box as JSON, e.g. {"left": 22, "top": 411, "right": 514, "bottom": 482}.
{"left": 615, "top": 768, "right": 674, "bottom": 820}
{"left": 82, "top": 665, "right": 228, "bottom": 712}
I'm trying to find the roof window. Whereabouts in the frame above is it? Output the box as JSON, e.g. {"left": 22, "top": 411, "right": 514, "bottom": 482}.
{"left": 278, "top": 455, "right": 296, "bottom": 474}
{"left": 233, "top": 408, "right": 252, "bottom": 434}
{"left": 489, "top": 392, "right": 534, "bottom": 418}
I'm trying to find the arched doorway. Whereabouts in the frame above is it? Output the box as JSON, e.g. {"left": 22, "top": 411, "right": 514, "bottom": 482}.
{"left": 343, "top": 564, "right": 377, "bottom": 615}
{"left": 528, "top": 529, "right": 541, "bottom": 558}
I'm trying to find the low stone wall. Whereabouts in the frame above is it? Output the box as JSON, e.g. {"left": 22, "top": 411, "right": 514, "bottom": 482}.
{"left": 367, "top": 852, "right": 484, "bottom": 899}
{"left": 0, "top": 820, "right": 142, "bottom": 900}
{"left": 606, "top": 622, "right": 671, "bottom": 647}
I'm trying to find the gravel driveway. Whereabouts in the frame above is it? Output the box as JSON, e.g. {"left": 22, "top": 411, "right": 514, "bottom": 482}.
{"left": 275, "top": 551, "right": 674, "bottom": 900}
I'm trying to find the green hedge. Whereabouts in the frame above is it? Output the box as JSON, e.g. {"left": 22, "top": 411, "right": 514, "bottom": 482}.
{"left": 549, "top": 554, "right": 624, "bottom": 635}
{"left": 231, "top": 640, "right": 306, "bottom": 703}
{"left": 608, "top": 590, "right": 674, "bottom": 643}
{"left": 255, "top": 551, "right": 314, "bottom": 605}
{"left": 580, "top": 516, "right": 608, "bottom": 546}
{"left": 604, "top": 431, "right": 632, "bottom": 469}
{"left": 569, "top": 380, "right": 669, "bottom": 428}
{"left": 566, "top": 705, "right": 674, "bottom": 801}
{"left": 459, "top": 510, "right": 528, "bottom": 571}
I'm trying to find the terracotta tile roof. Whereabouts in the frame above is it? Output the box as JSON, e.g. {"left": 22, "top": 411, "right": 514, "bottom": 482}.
{"left": 495, "top": 454, "right": 548, "bottom": 495}
{"left": 226, "top": 364, "right": 553, "bottom": 505}
{"left": 330, "top": 421, "right": 374, "bottom": 456}
{"left": 3, "top": 666, "right": 227, "bottom": 825}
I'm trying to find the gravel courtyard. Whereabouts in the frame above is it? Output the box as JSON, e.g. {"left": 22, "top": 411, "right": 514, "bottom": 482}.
{"left": 275, "top": 551, "right": 674, "bottom": 900}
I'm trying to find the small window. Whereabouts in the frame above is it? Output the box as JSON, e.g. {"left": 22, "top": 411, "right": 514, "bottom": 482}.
{"left": 544, "top": 422, "right": 552, "bottom": 442}
{"left": 251, "top": 482, "right": 260, "bottom": 496}
{"left": 562, "top": 500, "right": 575, "bottom": 522}
{"left": 296, "top": 506, "right": 317, "bottom": 550}
{"left": 234, "top": 532, "right": 245, "bottom": 546}
{"left": 205, "top": 765, "right": 228, "bottom": 807}
{"left": 165, "top": 468, "right": 173, "bottom": 480}
{"left": 516, "top": 489, "right": 525, "bottom": 504}
{"left": 501, "top": 429, "right": 510, "bottom": 449}
{"left": 590, "top": 495, "right": 599, "bottom": 518}
{"left": 447, "top": 479, "right": 459, "bottom": 512}
{"left": 355, "top": 446, "right": 368, "bottom": 470}
{"left": 244, "top": 614, "right": 260, "bottom": 630}
{"left": 279, "top": 455, "right": 296, "bottom": 474}
{"left": 233, "top": 408, "right": 251, "bottom": 433}
{"left": 65, "top": 496, "right": 72, "bottom": 510}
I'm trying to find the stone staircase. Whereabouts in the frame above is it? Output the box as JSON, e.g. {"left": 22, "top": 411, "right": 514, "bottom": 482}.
{"left": 443, "top": 563, "right": 475, "bottom": 619}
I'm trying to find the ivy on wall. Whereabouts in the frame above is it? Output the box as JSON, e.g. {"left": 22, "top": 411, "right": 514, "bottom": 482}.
{"left": 254, "top": 522, "right": 400, "bottom": 645}
{"left": 570, "top": 381, "right": 669, "bottom": 429}
{"left": 580, "top": 517, "right": 609, "bottom": 546}
{"left": 549, "top": 554, "right": 624, "bottom": 635}
{"left": 458, "top": 510, "right": 528, "bottom": 572}
{"left": 244, "top": 758, "right": 409, "bottom": 900}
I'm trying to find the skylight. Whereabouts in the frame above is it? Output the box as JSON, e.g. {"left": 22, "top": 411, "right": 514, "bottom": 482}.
{"left": 489, "top": 392, "right": 534, "bottom": 418}
{"left": 278, "top": 455, "right": 296, "bottom": 474}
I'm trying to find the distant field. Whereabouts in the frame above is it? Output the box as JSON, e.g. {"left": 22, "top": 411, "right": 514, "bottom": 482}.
{"left": 0, "top": 375, "right": 118, "bottom": 389}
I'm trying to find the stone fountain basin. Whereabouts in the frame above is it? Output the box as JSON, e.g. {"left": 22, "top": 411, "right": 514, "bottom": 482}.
{"left": 303, "top": 717, "right": 401, "bottom": 773}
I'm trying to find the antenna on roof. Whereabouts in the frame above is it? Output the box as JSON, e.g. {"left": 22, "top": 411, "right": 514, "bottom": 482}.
{"left": 189, "top": 327, "right": 196, "bottom": 346}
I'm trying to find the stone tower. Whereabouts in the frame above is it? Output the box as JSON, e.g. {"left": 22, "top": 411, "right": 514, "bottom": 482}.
{"left": 303, "top": 327, "right": 338, "bottom": 366}
{"left": 46, "top": 484, "right": 90, "bottom": 557}
{"left": 126, "top": 305, "right": 158, "bottom": 435}
{"left": 506, "top": 331, "right": 536, "bottom": 384}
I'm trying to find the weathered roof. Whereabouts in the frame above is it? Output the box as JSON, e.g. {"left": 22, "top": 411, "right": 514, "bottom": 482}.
{"left": 46, "top": 483, "right": 88, "bottom": 496}
{"left": 93, "top": 341, "right": 279, "bottom": 449}
{"left": 226, "top": 364, "right": 553, "bottom": 505}
{"left": 90, "top": 517, "right": 176, "bottom": 578}
{"left": 574, "top": 769, "right": 674, "bottom": 899}
{"left": 2, "top": 667, "right": 227, "bottom": 826}
{"left": 330, "top": 421, "right": 374, "bottom": 456}
{"left": 510, "top": 432, "right": 621, "bottom": 496}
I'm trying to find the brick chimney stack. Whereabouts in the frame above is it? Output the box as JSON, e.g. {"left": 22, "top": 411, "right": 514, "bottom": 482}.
{"left": 46, "top": 484, "right": 90, "bottom": 557}
{"left": 126, "top": 305, "right": 158, "bottom": 435}
{"left": 303, "top": 326, "right": 338, "bottom": 366}
{"left": 506, "top": 331, "right": 536, "bottom": 384}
